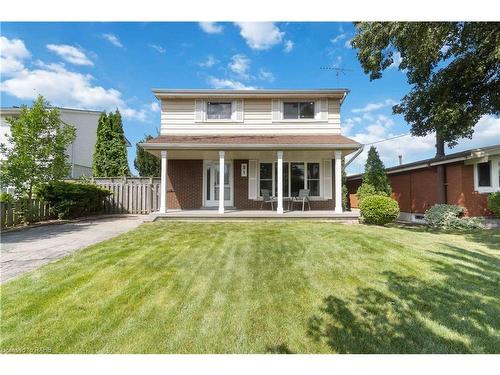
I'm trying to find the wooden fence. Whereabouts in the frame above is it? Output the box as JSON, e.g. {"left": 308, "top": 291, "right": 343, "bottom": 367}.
{"left": 0, "top": 199, "right": 52, "bottom": 229}
{"left": 91, "top": 177, "right": 161, "bottom": 214}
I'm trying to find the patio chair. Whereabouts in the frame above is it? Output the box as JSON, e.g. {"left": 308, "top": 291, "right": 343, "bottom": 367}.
{"left": 290, "top": 189, "right": 311, "bottom": 211}
{"left": 260, "top": 189, "right": 276, "bottom": 210}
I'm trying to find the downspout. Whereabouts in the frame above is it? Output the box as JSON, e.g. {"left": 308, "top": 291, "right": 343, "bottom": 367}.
{"left": 344, "top": 145, "right": 364, "bottom": 168}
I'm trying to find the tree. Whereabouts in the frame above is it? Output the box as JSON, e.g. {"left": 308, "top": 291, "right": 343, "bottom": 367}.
{"left": 92, "top": 110, "right": 130, "bottom": 177}
{"left": 362, "top": 146, "right": 392, "bottom": 196}
{"left": 134, "top": 135, "right": 160, "bottom": 177}
{"left": 0, "top": 95, "right": 76, "bottom": 201}
{"left": 351, "top": 22, "right": 499, "bottom": 202}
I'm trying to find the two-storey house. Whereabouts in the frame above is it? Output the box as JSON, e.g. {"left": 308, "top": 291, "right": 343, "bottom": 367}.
{"left": 141, "top": 89, "right": 361, "bottom": 215}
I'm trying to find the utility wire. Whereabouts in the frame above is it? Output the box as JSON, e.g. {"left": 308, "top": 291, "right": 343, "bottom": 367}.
{"left": 363, "top": 132, "right": 411, "bottom": 146}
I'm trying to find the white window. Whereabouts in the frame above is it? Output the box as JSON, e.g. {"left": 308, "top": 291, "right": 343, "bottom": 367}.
{"left": 258, "top": 161, "right": 321, "bottom": 198}
{"left": 283, "top": 102, "right": 315, "bottom": 119}
{"left": 474, "top": 157, "right": 500, "bottom": 193}
{"left": 207, "top": 102, "right": 232, "bottom": 120}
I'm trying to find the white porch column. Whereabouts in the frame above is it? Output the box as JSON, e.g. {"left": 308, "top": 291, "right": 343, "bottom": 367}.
{"left": 334, "top": 150, "right": 343, "bottom": 214}
{"left": 218, "top": 151, "right": 225, "bottom": 214}
{"left": 159, "top": 150, "right": 168, "bottom": 214}
{"left": 277, "top": 151, "right": 284, "bottom": 214}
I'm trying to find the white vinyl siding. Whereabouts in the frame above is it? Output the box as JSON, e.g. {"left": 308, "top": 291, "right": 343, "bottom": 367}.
{"left": 159, "top": 98, "right": 342, "bottom": 134}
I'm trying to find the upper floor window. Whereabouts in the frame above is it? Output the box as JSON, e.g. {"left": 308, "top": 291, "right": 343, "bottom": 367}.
{"left": 207, "top": 102, "right": 232, "bottom": 120}
{"left": 283, "top": 102, "right": 315, "bottom": 119}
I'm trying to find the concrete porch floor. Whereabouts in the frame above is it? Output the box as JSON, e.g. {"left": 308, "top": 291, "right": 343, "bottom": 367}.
{"left": 148, "top": 208, "right": 360, "bottom": 221}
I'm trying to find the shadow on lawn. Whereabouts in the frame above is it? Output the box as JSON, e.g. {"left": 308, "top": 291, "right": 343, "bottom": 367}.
{"left": 307, "top": 244, "right": 500, "bottom": 353}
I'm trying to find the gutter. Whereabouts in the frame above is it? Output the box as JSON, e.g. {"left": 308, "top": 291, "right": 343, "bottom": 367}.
{"left": 344, "top": 145, "right": 364, "bottom": 168}
{"left": 139, "top": 142, "right": 361, "bottom": 150}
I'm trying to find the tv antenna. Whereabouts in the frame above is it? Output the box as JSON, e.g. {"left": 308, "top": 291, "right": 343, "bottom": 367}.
{"left": 320, "top": 66, "right": 353, "bottom": 81}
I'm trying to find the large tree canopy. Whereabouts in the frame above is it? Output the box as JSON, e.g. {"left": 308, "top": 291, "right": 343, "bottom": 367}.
{"left": 352, "top": 22, "right": 499, "bottom": 148}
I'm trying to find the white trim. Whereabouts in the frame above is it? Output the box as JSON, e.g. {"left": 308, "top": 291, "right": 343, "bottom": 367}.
{"left": 473, "top": 157, "right": 500, "bottom": 193}
{"left": 334, "top": 151, "right": 343, "bottom": 213}
{"left": 277, "top": 151, "right": 283, "bottom": 214}
{"left": 257, "top": 160, "right": 323, "bottom": 199}
{"left": 202, "top": 159, "right": 234, "bottom": 209}
{"left": 160, "top": 150, "right": 168, "bottom": 213}
{"left": 143, "top": 143, "right": 359, "bottom": 150}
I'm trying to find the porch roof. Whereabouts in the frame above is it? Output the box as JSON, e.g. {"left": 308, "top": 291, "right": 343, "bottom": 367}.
{"left": 141, "top": 134, "right": 361, "bottom": 150}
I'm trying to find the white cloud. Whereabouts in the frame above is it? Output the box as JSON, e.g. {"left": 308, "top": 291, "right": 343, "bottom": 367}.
{"left": 199, "top": 22, "right": 223, "bottom": 34}
{"left": 228, "top": 54, "right": 251, "bottom": 79}
{"left": 234, "top": 22, "right": 285, "bottom": 50}
{"left": 331, "top": 33, "right": 347, "bottom": 44}
{"left": 346, "top": 113, "right": 500, "bottom": 175}
{"left": 344, "top": 38, "right": 353, "bottom": 49}
{"left": 283, "top": 40, "right": 294, "bottom": 53}
{"left": 149, "top": 44, "right": 166, "bottom": 54}
{"left": 102, "top": 33, "right": 123, "bottom": 48}
{"left": 389, "top": 52, "right": 402, "bottom": 69}
{"left": 207, "top": 76, "right": 256, "bottom": 90}
{"left": 352, "top": 99, "right": 397, "bottom": 113}
{"left": 0, "top": 36, "right": 30, "bottom": 76}
{"left": 150, "top": 102, "right": 160, "bottom": 112}
{"left": 46, "top": 44, "right": 93, "bottom": 66}
{"left": 1, "top": 37, "right": 146, "bottom": 121}
{"left": 258, "top": 68, "right": 275, "bottom": 82}
{"left": 198, "top": 54, "right": 218, "bottom": 68}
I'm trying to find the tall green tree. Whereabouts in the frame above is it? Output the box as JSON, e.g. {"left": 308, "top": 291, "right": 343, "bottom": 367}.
{"left": 0, "top": 95, "right": 76, "bottom": 200}
{"left": 362, "top": 146, "right": 392, "bottom": 196}
{"left": 92, "top": 110, "right": 130, "bottom": 177}
{"left": 351, "top": 22, "right": 499, "bottom": 202}
{"left": 134, "top": 135, "right": 160, "bottom": 177}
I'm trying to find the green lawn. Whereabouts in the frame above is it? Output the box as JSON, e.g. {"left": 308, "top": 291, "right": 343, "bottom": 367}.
{"left": 1, "top": 221, "right": 499, "bottom": 354}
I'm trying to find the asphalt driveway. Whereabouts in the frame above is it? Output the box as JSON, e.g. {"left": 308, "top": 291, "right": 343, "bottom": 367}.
{"left": 0, "top": 216, "right": 144, "bottom": 283}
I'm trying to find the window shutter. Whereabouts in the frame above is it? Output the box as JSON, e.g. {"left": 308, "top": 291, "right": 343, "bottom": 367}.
{"left": 232, "top": 100, "right": 244, "bottom": 122}
{"left": 315, "top": 99, "right": 328, "bottom": 120}
{"left": 248, "top": 160, "right": 258, "bottom": 199}
{"left": 195, "top": 100, "right": 204, "bottom": 122}
{"left": 321, "top": 99, "right": 328, "bottom": 121}
{"left": 272, "top": 99, "right": 281, "bottom": 121}
{"left": 323, "top": 159, "right": 333, "bottom": 199}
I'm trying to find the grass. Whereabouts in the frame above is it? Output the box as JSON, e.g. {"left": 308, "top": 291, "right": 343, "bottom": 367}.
{"left": 1, "top": 221, "right": 499, "bottom": 354}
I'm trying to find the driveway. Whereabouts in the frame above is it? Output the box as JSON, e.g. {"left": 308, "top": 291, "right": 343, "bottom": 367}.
{"left": 1, "top": 216, "right": 144, "bottom": 283}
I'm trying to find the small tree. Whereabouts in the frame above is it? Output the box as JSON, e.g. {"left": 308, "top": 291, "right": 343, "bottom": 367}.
{"left": 92, "top": 110, "right": 130, "bottom": 177}
{"left": 362, "top": 146, "right": 392, "bottom": 196}
{"left": 0, "top": 95, "right": 76, "bottom": 202}
{"left": 134, "top": 135, "right": 160, "bottom": 177}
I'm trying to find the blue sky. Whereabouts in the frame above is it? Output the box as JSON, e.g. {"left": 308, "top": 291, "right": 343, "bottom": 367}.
{"left": 1, "top": 22, "right": 498, "bottom": 175}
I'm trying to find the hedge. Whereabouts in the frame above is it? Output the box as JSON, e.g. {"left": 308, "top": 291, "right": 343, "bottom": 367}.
{"left": 359, "top": 195, "right": 400, "bottom": 225}
{"left": 36, "top": 181, "right": 111, "bottom": 219}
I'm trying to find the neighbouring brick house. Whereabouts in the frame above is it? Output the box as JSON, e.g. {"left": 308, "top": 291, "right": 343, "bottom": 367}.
{"left": 141, "top": 89, "right": 361, "bottom": 215}
{"left": 346, "top": 145, "right": 500, "bottom": 222}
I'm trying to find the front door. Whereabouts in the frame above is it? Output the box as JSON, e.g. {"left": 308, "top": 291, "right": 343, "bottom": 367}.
{"left": 203, "top": 161, "right": 233, "bottom": 207}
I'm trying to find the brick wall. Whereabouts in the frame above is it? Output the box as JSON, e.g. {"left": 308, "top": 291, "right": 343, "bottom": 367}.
{"left": 346, "top": 162, "right": 492, "bottom": 217}
{"left": 167, "top": 159, "right": 203, "bottom": 209}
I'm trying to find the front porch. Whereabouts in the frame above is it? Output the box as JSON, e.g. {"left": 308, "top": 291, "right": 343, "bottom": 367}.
{"left": 141, "top": 134, "right": 362, "bottom": 216}
{"left": 149, "top": 208, "right": 360, "bottom": 221}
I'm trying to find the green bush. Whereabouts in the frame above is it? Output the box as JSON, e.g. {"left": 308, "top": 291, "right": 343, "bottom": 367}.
{"left": 487, "top": 192, "right": 500, "bottom": 217}
{"left": 36, "top": 181, "right": 111, "bottom": 219}
{"left": 356, "top": 182, "right": 388, "bottom": 203}
{"left": 424, "top": 204, "right": 483, "bottom": 230}
{"left": 0, "top": 192, "right": 14, "bottom": 203}
{"left": 359, "top": 195, "right": 400, "bottom": 225}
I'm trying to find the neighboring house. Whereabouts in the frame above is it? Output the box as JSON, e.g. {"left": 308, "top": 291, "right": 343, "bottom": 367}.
{"left": 141, "top": 89, "right": 361, "bottom": 214}
{"left": 0, "top": 106, "right": 131, "bottom": 179}
{"left": 347, "top": 145, "right": 500, "bottom": 221}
